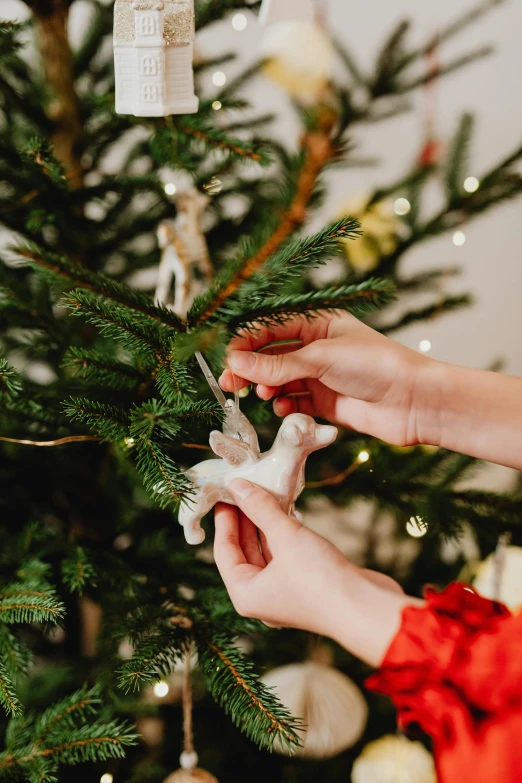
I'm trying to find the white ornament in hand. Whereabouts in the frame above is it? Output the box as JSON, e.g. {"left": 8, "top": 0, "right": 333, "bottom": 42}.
{"left": 178, "top": 414, "right": 337, "bottom": 545}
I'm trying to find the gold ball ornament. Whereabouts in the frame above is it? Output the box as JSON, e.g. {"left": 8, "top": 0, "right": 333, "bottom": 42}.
{"left": 262, "top": 661, "right": 368, "bottom": 759}
{"left": 163, "top": 770, "right": 218, "bottom": 783}
{"left": 352, "top": 735, "right": 436, "bottom": 783}
{"left": 473, "top": 545, "right": 522, "bottom": 611}
{"left": 260, "top": 21, "right": 335, "bottom": 104}
{"left": 337, "top": 196, "right": 399, "bottom": 273}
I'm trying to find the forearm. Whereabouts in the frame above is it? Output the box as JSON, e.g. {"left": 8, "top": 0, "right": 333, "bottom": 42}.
{"left": 326, "top": 569, "right": 422, "bottom": 668}
{"left": 418, "top": 362, "right": 522, "bottom": 470}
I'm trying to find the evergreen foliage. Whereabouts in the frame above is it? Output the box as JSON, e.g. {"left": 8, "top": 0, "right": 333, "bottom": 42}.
{"left": 0, "top": 0, "right": 521, "bottom": 780}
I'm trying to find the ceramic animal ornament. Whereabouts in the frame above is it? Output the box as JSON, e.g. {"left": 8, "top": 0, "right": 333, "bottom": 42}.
{"left": 156, "top": 189, "right": 213, "bottom": 317}
{"left": 114, "top": 0, "right": 198, "bottom": 117}
{"left": 178, "top": 413, "right": 338, "bottom": 545}
{"left": 259, "top": 0, "right": 315, "bottom": 25}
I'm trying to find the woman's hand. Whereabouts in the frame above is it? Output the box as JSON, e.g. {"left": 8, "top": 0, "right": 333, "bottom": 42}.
{"left": 219, "top": 313, "right": 439, "bottom": 448}
{"left": 220, "top": 312, "right": 522, "bottom": 470}
{"left": 214, "top": 479, "right": 417, "bottom": 668}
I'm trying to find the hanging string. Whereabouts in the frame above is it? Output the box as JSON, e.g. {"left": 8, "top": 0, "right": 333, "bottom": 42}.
{"left": 181, "top": 646, "right": 197, "bottom": 768}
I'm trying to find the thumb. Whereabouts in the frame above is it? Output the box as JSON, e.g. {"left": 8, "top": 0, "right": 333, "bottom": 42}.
{"left": 227, "top": 344, "right": 323, "bottom": 387}
{"left": 228, "top": 479, "right": 301, "bottom": 538}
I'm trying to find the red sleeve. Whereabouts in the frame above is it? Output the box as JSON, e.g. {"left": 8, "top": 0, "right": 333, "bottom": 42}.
{"left": 366, "top": 583, "right": 522, "bottom": 783}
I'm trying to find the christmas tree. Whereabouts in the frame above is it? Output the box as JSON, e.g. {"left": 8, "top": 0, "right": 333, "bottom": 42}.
{"left": 0, "top": 0, "right": 521, "bottom": 781}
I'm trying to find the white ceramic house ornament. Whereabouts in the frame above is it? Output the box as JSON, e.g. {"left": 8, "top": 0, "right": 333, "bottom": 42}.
{"left": 114, "top": 0, "right": 198, "bottom": 117}
{"left": 259, "top": 0, "right": 316, "bottom": 25}
{"left": 178, "top": 414, "right": 337, "bottom": 545}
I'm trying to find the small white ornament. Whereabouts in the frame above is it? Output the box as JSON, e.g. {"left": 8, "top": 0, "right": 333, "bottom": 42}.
{"left": 352, "top": 735, "right": 436, "bottom": 783}
{"left": 259, "top": 0, "right": 315, "bottom": 25}
{"left": 262, "top": 661, "right": 368, "bottom": 759}
{"left": 180, "top": 750, "right": 198, "bottom": 769}
{"left": 473, "top": 544, "right": 522, "bottom": 611}
{"left": 155, "top": 189, "right": 213, "bottom": 317}
{"left": 179, "top": 413, "right": 337, "bottom": 545}
{"left": 114, "top": 0, "right": 198, "bottom": 117}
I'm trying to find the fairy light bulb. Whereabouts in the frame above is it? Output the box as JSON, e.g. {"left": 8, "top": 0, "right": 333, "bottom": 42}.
{"left": 100, "top": 775, "right": 113, "bottom": 783}
{"left": 419, "top": 339, "right": 432, "bottom": 353}
{"left": 406, "top": 516, "right": 428, "bottom": 538}
{"left": 212, "top": 100, "right": 222, "bottom": 111}
{"left": 357, "top": 450, "right": 370, "bottom": 464}
{"left": 394, "top": 198, "right": 411, "bottom": 216}
{"left": 212, "top": 71, "right": 227, "bottom": 87}
{"left": 232, "top": 12, "right": 248, "bottom": 30}
{"left": 153, "top": 681, "right": 170, "bottom": 698}
{"left": 464, "top": 176, "right": 479, "bottom": 193}
{"left": 164, "top": 183, "right": 177, "bottom": 196}
{"left": 124, "top": 437, "right": 135, "bottom": 447}
{"left": 452, "top": 230, "right": 466, "bottom": 247}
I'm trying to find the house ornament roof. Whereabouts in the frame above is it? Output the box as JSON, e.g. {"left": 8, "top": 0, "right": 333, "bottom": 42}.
{"left": 114, "top": 0, "right": 194, "bottom": 46}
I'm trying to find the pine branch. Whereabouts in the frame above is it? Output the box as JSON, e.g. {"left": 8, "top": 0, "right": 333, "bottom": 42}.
{"left": 33, "top": 685, "right": 100, "bottom": 746}
{"left": 135, "top": 441, "right": 192, "bottom": 509}
{"left": 0, "top": 594, "right": 65, "bottom": 624}
{"left": 198, "top": 634, "right": 303, "bottom": 753}
{"left": 61, "top": 548, "right": 97, "bottom": 594}
{"left": 0, "top": 663, "right": 21, "bottom": 716}
{"left": 152, "top": 119, "right": 271, "bottom": 169}
{"left": 64, "top": 290, "right": 167, "bottom": 358}
{"left": 16, "top": 245, "right": 185, "bottom": 331}
{"left": 446, "top": 113, "right": 475, "bottom": 199}
{"left": 0, "top": 360, "right": 22, "bottom": 399}
{"left": 192, "top": 114, "right": 338, "bottom": 324}
{"left": 378, "top": 295, "right": 472, "bottom": 334}
{"left": 226, "top": 278, "right": 396, "bottom": 330}
{"left": 0, "top": 721, "right": 138, "bottom": 771}
{"left": 62, "top": 348, "right": 146, "bottom": 392}
{"left": 118, "top": 626, "right": 191, "bottom": 693}
{"left": 63, "top": 398, "right": 129, "bottom": 441}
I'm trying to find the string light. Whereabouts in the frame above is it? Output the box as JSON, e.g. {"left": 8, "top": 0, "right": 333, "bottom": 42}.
{"left": 419, "top": 339, "right": 432, "bottom": 353}
{"left": 394, "top": 197, "right": 411, "bottom": 216}
{"left": 164, "top": 183, "right": 177, "bottom": 196}
{"left": 153, "top": 681, "right": 170, "bottom": 698}
{"left": 464, "top": 176, "right": 480, "bottom": 193}
{"left": 100, "top": 775, "right": 113, "bottom": 783}
{"left": 212, "top": 100, "right": 222, "bottom": 111}
{"left": 406, "top": 516, "right": 428, "bottom": 538}
{"left": 357, "top": 450, "right": 370, "bottom": 464}
{"left": 124, "top": 437, "right": 135, "bottom": 447}
{"left": 212, "top": 71, "right": 227, "bottom": 87}
{"left": 452, "top": 230, "right": 466, "bottom": 247}
{"left": 232, "top": 12, "right": 248, "bottom": 30}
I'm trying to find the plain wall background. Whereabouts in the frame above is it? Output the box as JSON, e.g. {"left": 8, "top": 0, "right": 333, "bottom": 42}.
{"left": 3, "top": 0, "right": 522, "bottom": 487}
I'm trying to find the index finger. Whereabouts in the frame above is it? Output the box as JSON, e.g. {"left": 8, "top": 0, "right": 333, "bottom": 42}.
{"left": 227, "top": 316, "right": 331, "bottom": 354}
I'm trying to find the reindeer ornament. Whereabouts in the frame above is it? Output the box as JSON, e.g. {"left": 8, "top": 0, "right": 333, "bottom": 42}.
{"left": 179, "top": 413, "right": 337, "bottom": 545}
{"left": 156, "top": 188, "right": 213, "bottom": 317}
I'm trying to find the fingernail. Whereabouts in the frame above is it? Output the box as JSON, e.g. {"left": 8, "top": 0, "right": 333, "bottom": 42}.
{"left": 229, "top": 478, "right": 254, "bottom": 499}
{"left": 228, "top": 351, "right": 256, "bottom": 373}
{"left": 218, "top": 372, "right": 227, "bottom": 388}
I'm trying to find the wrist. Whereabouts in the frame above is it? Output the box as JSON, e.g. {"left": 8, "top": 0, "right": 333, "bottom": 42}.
{"left": 325, "top": 566, "right": 418, "bottom": 668}
{"left": 410, "top": 357, "right": 454, "bottom": 448}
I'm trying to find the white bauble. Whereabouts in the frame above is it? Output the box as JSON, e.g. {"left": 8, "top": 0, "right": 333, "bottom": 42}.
{"left": 473, "top": 545, "right": 522, "bottom": 610}
{"left": 260, "top": 21, "right": 335, "bottom": 103}
{"left": 352, "top": 735, "right": 436, "bottom": 783}
{"left": 262, "top": 662, "right": 368, "bottom": 759}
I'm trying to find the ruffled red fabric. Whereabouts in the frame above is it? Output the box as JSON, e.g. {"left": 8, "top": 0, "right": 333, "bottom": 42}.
{"left": 366, "top": 583, "right": 522, "bottom": 783}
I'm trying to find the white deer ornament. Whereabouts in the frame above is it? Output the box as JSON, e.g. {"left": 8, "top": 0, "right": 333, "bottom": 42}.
{"left": 178, "top": 413, "right": 338, "bottom": 545}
